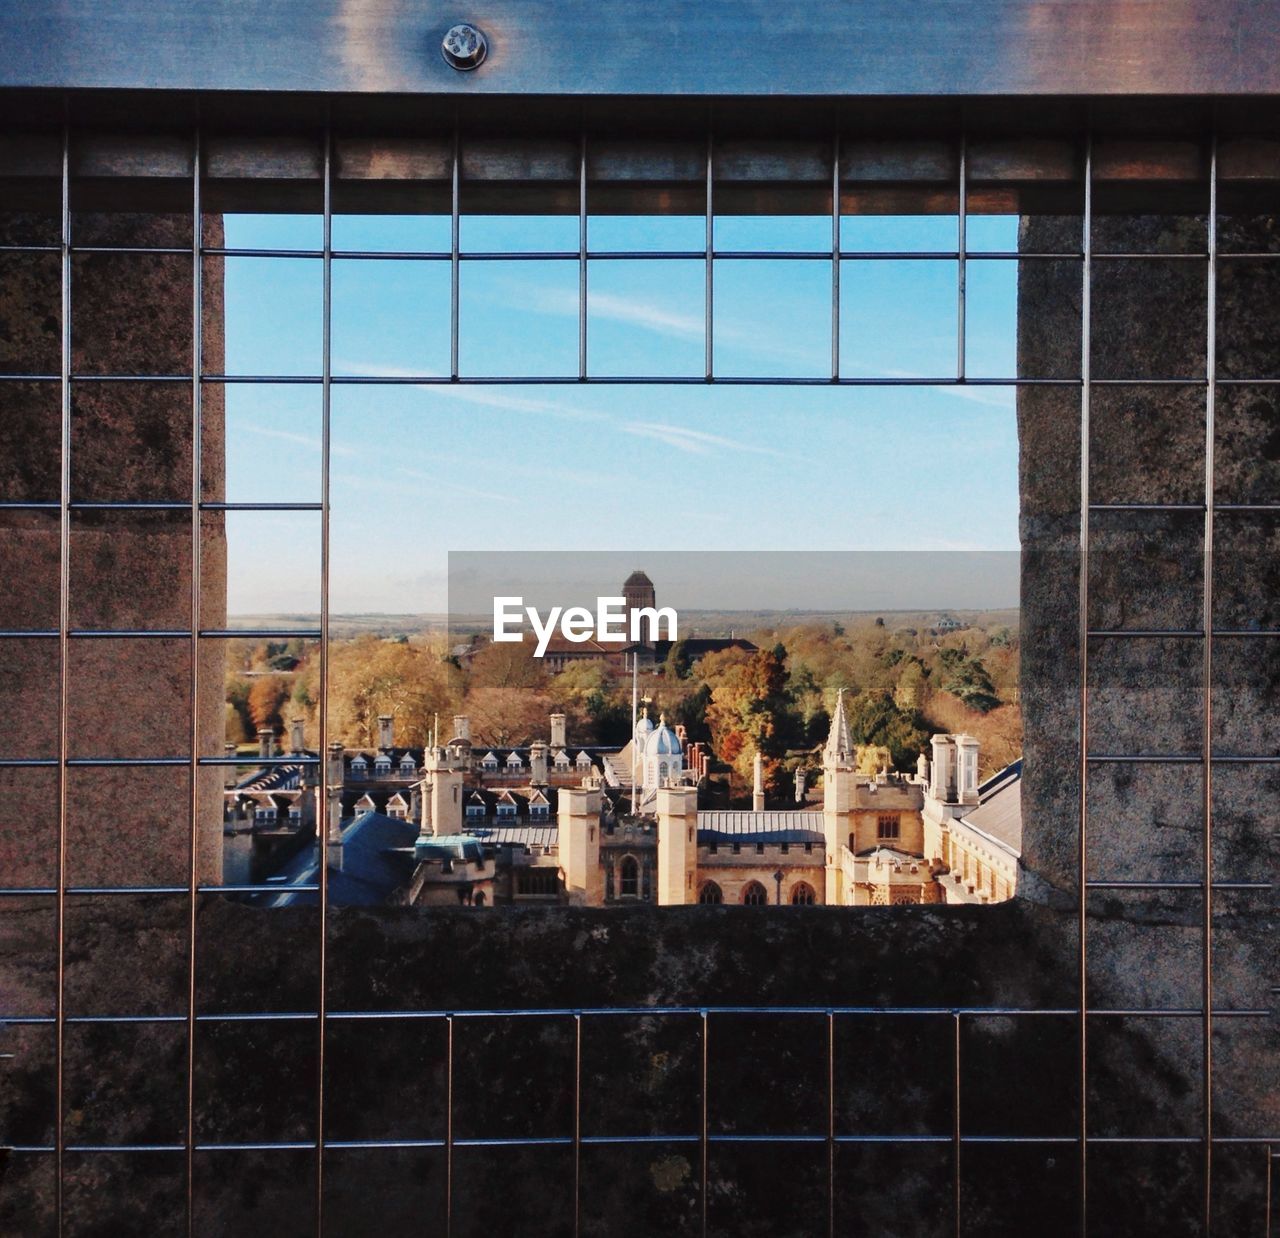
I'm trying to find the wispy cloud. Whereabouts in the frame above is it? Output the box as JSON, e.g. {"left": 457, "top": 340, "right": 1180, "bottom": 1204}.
{"left": 242, "top": 424, "right": 357, "bottom": 457}
{"left": 394, "top": 466, "right": 519, "bottom": 505}
{"left": 618, "top": 421, "right": 794, "bottom": 460}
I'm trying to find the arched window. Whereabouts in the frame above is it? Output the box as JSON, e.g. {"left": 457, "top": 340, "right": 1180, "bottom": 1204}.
{"left": 658, "top": 761, "right": 669, "bottom": 784}
{"left": 619, "top": 855, "right": 639, "bottom": 897}
{"left": 741, "top": 880, "right": 768, "bottom": 906}
{"left": 697, "top": 881, "right": 723, "bottom": 905}
{"left": 790, "top": 882, "right": 816, "bottom": 905}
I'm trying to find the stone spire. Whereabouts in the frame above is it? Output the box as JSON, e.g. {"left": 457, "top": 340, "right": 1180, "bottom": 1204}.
{"left": 825, "top": 688, "right": 853, "bottom": 761}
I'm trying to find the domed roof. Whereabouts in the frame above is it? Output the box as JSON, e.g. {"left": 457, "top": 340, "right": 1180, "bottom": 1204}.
{"left": 646, "top": 713, "right": 682, "bottom": 756}
{"left": 634, "top": 712, "right": 655, "bottom": 740}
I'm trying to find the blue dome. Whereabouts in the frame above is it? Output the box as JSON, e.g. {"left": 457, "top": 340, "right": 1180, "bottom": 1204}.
{"left": 646, "top": 714, "right": 681, "bottom": 756}
{"left": 635, "top": 713, "right": 655, "bottom": 740}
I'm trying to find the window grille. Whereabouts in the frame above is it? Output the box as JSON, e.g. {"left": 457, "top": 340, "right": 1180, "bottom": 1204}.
{"left": 0, "top": 108, "right": 1275, "bottom": 1238}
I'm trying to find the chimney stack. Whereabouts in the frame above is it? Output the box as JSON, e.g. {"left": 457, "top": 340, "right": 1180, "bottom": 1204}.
{"left": 929, "top": 734, "right": 956, "bottom": 803}
{"left": 530, "top": 739, "right": 550, "bottom": 786}
{"left": 290, "top": 717, "right": 306, "bottom": 754}
{"left": 752, "top": 750, "right": 766, "bottom": 812}
{"left": 326, "top": 742, "right": 345, "bottom": 870}
{"left": 223, "top": 743, "right": 238, "bottom": 789}
{"left": 258, "top": 727, "right": 275, "bottom": 760}
{"left": 549, "top": 712, "right": 566, "bottom": 749}
{"left": 377, "top": 714, "right": 394, "bottom": 750}
{"left": 453, "top": 714, "right": 471, "bottom": 744}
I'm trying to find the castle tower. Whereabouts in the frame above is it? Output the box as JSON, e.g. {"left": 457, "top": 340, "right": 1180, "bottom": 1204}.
{"left": 425, "top": 745, "right": 465, "bottom": 837}
{"left": 560, "top": 785, "right": 604, "bottom": 905}
{"left": 656, "top": 784, "right": 698, "bottom": 905}
{"left": 622, "top": 570, "right": 656, "bottom": 647}
{"left": 821, "top": 689, "right": 857, "bottom": 905}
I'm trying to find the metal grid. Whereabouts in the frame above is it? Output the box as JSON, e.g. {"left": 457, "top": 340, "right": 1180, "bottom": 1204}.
{"left": 0, "top": 116, "right": 1276, "bottom": 1237}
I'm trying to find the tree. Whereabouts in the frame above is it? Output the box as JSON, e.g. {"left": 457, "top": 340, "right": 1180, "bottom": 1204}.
{"left": 844, "top": 690, "right": 929, "bottom": 771}
{"left": 247, "top": 675, "right": 291, "bottom": 733}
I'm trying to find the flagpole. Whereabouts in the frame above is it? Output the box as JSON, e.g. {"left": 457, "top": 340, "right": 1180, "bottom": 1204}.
{"left": 630, "top": 650, "right": 638, "bottom": 814}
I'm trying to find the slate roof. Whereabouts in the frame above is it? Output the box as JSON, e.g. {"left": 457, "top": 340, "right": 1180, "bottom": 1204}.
{"left": 258, "top": 810, "right": 421, "bottom": 907}
{"left": 696, "top": 810, "right": 826, "bottom": 844}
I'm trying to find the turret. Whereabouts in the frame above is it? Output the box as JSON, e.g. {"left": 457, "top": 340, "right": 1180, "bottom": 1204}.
{"left": 656, "top": 784, "right": 698, "bottom": 905}
{"left": 426, "top": 745, "right": 465, "bottom": 837}
{"left": 560, "top": 785, "right": 604, "bottom": 905}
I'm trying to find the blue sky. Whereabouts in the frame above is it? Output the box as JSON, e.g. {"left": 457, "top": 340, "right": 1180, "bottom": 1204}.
{"left": 219, "top": 212, "right": 1021, "bottom": 616}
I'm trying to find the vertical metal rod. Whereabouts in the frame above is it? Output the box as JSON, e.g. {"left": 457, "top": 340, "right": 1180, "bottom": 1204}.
{"left": 450, "top": 126, "right": 461, "bottom": 382}
{"left": 704, "top": 131, "right": 713, "bottom": 383}
{"left": 827, "top": 1010, "right": 836, "bottom": 1238}
{"left": 831, "top": 133, "right": 841, "bottom": 383}
{"left": 573, "top": 1012, "right": 583, "bottom": 1237}
{"left": 1203, "top": 133, "right": 1218, "bottom": 1238}
{"left": 184, "top": 121, "right": 203, "bottom": 1238}
{"left": 1265, "top": 1145, "right": 1272, "bottom": 1237}
{"left": 578, "top": 133, "right": 588, "bottom": 382}
{"left": 446, "top": 1013, "right": 455, "bottom": 1238}
{"left": 1077, "top": 134, "right": 1094, "bottom": 1238}
{"left": 701, "top": 1009, "right": 709, "bottom": 1238}
{"left": 953, "top": 1011, "right": 962, "bottom": 1238}
{"left": 54, "top": 104, "right": 71, "bottom": 1238}
{"left": 315, "top": 118, "right": 333, "bottom": 1237}
{"left": 957, "top": 136, "right": 968, "bottom": 382}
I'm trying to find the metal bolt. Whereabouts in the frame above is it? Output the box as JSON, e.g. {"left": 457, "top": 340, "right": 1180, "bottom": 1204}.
{"left": 442, "top": 23, "right": 488, "bottom": 71}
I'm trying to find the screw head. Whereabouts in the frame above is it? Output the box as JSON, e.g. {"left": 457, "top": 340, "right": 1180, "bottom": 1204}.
{"left": 442, "top": 23, "right": 488, "bottom": 71}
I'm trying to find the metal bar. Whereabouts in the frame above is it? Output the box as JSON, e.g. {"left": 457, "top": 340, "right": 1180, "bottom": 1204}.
{"left": 831, "top": 134, "right": 840, "bottom": 383}
{"left": 3, "top": 1005, "right": 1270, "bottom": 1027}
{"left": 183, "top": 118, "right": 204, "bottom": 1238}
{"left": 450, "top": 126, "right": 460, "bottom": 382}
{"left": 705, "top": 129, "right": 713, "bottom": 383}
{"left": 573, "top": 1011, "right": 582, "bottom": 1238}
{"left": 1078, "top": 131, "right": 1094, "bottom": 1238}
{"left": 953, "top": 1010, "right": 962, "bottom": 1238}
{"left": 827, "top": 1009, "right": 836, "bottom": 1238}
{"left": 446, "top": 1012, "right": 455, "bottom": 1238}
{"left": 957, "top": 136, "right": 967, "bottom": 383}
{"left": 315, "top": 115, "right": 333, "bottom": 1238}
{"left": 1203, "top": 132, "right": 1218, "bottom": 1238}
{"left": 578, "top": 132, "right": 587, "bottom": 382}
{"left": 701, "top": 1008, "right": 709, "bottom": 1238}
{"left": 54, "top": 103, "right": 71, "bottom": 1238}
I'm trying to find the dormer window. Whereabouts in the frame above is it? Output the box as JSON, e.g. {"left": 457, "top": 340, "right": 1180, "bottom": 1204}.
{"left": 530, "top": 801, "right": 549, "bottom": 818}
{"left": 374, "top": 754, "right": 392, "bottom": 775}
{"left": 506, "top": 751, "right": 523, "bottom": 769}
{"left": 399, "top": 755, "right": 417, "bottom": 775}
{"left": 496, "top": 801, "right": 517, "bottom": 817}
{"left": 481, "top": 752, "right": 499, "bottom": 771}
